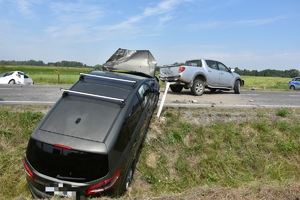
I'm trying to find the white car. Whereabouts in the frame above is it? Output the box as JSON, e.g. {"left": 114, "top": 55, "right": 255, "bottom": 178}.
{"left": 0, "top": 71, "right": 34, "bottom": 85}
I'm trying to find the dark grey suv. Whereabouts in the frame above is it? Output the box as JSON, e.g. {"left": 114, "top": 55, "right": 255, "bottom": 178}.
{"left": 23, "top": 49, "right": 160, "bottom": 198}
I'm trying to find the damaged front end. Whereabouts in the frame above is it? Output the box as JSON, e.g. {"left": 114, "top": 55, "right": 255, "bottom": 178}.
{"left": 103, "top": 48, "right": 157, "bottom": 78}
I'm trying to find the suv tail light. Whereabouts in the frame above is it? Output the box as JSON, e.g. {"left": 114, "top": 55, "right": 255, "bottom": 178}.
{"left": 54, "top": 143, "right": 72, "bottom": 150}
{"left": 86, "top": 169, "right": 122, "bottom": 195}
{"left": 179, "top": 66, "right": 185, "bottom": 73}
{"left": 23, "top": 159, "right": 34, "bottom": 180}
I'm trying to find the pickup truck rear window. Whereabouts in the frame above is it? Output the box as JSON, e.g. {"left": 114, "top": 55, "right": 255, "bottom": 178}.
{"left": 185, "top": 60, "right": 202, "bottom": 67}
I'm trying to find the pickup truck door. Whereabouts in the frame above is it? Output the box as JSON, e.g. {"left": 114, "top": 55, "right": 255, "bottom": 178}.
{"left": 205, "top": 60, "right": 220, "bottom": 86}
{"left": 217, "top": 62, "right": 233, "bottom": 87}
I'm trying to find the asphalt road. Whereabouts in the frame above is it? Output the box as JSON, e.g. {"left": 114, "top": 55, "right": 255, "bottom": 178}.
{"left": 0, "top": 84, "right": 300, "bottom": 108}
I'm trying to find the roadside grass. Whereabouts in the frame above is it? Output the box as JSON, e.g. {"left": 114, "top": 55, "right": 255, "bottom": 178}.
{"left": 0, "top": 106, "right": 50, "bottom": 199}
{"left": 242, "top": 76, "right": 291, "bottom": 91}
{"left": 1, "top": 106, "right": 299, "bottom": 199}
{"left": 135, "top": 107, "right": 300, "bottom": 197}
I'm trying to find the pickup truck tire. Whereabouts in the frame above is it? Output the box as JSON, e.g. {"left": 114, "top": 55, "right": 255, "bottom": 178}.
{"left": 234, "top": 80, "right": 241, "bottom": 94}
{"left": 170, "top": 85, "right": 183, "bottom": 93}
{"left": 191, "top": 79, "right": 204, "bottom": 96}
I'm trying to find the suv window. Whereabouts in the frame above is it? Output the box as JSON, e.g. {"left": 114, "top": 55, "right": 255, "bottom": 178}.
{"left": 18, "top": 72, "right": 29, "bottom": 78}
{"left": 138, "top": 83, "right": 151, "bottom": 107}
{"left": 114, "top": 94, "right": 142, "bottom": 152}
{"left": 26, "top": 138, "right": 109, "bottom": 182}
{"left": 206, "top": 60, "right": 218, "bottom": 70}
{"left": 114, "top": 122, "right": 130, "bottom": 152}
{"left": 4, "top": 72, "right": 13, "bottom": 77}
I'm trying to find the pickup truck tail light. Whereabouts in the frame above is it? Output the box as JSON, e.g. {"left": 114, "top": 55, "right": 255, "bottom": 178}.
{"left": 179, "top": 66, "right": 185, "bottom": 73}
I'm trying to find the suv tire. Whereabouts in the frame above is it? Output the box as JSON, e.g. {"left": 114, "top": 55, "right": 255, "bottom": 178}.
{"left": 191, "top": 79, "right": 204, "bottom": 96}
{"left": 112, "top": 158, "right": 135, "bottom": 197}
{"left": 234, "top": 80, "right": 241, "bottom": 94}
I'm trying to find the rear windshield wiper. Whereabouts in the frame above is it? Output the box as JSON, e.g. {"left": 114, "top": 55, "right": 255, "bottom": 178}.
{"left": 56, "top": 175, "right": 86, "bottom": 181}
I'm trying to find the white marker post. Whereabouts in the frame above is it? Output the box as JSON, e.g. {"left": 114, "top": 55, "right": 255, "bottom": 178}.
{"left": 157, "top": 82, "right": 171, "bottom": 118}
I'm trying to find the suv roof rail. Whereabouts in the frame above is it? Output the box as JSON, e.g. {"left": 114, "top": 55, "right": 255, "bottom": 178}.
{"left": 60, "top": 88, "right": 125, "bottom": 108}
{"left": 79, "top": 73, "right": 136, "bottom": 87}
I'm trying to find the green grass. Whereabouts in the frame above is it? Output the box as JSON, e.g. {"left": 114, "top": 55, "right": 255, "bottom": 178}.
{"left": 0, "top": 106, "right": 49, "bottom": 200}
{"left": 242, "top": 76, "right": 291, "bottom": 91}
{"left": 0, "top": 65, "right": 93, "bottom": 85}
{"left": 135, "top": 107, "right": 300, "bottom": 196}
{"left": 1, "top": 106, "right": 300, "bottom": 199}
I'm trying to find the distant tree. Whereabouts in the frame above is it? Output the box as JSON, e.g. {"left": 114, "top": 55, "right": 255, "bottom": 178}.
{"left": 94, "top": 64, "right": 103, "bottom": 70}
{"left": 173, "top": 62, "right": 184, "bottom": 65}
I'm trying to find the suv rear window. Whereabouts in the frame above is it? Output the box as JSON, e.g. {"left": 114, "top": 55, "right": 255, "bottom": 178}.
{"left": 26, "top": 138, "right": 109, "bottom": 183}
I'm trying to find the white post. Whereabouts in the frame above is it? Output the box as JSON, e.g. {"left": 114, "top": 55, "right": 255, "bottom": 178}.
{"left": 157, "top": 82, "right": 171, "bottom": 118}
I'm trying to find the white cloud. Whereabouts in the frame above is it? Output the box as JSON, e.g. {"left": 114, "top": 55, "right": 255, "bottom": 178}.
{"left": 13, "top": 0, "right": 36, "bottom": 18}
{"left": 92, "top": 0, "right": 189, "bottom": 40}
{"left": 234, "top": 16, "right": 286, "bottom": 26}
{"left": 143, "top": 0, "right": 180, "bottom": 16}
{"left": 187, "top": 16, "right": 286, "bottom": 30}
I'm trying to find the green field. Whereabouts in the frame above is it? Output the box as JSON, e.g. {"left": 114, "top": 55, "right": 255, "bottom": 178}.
{"left": 0, "top": 106, "right": 299, "bottom": 199}
{"left": 0, "top": 65, "right": 93, "bottom": 85}
{"left": 0, "top": 65, "right": 292, "bottom": 90}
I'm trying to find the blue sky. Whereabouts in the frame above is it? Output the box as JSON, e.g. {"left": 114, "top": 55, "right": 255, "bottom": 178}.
{"left": 0, "top": 0, "right": 299, "bottom": 71}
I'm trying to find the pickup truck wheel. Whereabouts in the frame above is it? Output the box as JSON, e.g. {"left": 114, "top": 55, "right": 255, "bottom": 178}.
{"left": 170, "top": 85, "right": 183, "bottom": 93}
{"left": 191, "top": 79, "right": 204, "bottom": 96}
{"left": 234, "top": 80, "right": 241, "bottom": 94}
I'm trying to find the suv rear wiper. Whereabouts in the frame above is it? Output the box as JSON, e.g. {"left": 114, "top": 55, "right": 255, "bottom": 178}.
{"left": 56, "top": 175, "right": 85, "bottom": 181}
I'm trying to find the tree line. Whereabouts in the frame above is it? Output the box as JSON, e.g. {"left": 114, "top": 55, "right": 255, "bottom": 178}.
{"left": 1, "top": 60, "right": 299, "bottom": 78}
{"left": 0, "top": 60, "right": 93, "bottom": 68}
{"left": 234, "top": 67, "right": 299, "bottom": 78}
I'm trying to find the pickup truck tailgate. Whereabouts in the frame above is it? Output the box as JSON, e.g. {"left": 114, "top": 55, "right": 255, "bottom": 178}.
{"left": 160, "top": 65, "right": 180, "bottom": 81}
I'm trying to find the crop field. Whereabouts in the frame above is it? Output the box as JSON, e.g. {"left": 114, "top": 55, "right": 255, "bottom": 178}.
{"left": 0, "top": 65, "right": 293, "bottom": 90}
{"left": 0, "top": 65, "right": 93, "bottom": 85}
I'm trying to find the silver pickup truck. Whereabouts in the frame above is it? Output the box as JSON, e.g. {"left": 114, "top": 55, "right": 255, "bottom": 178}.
{"left": 159, "top": 59, "right": 244, "bottom": 96}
